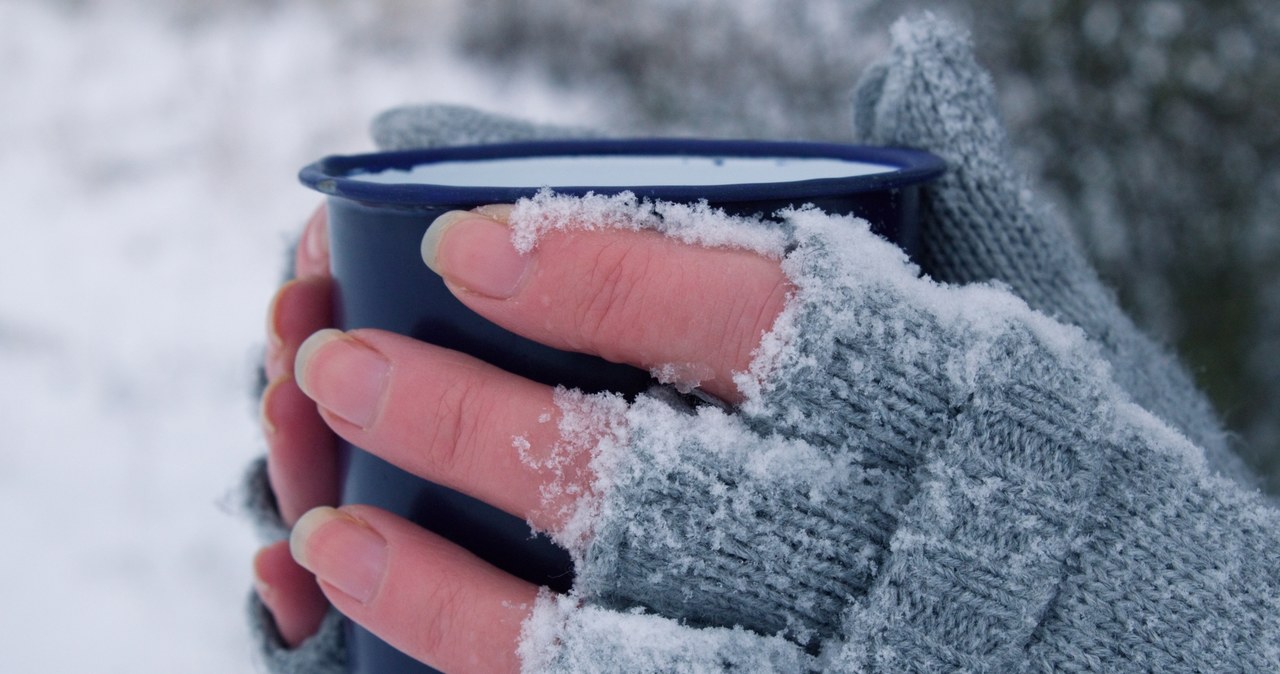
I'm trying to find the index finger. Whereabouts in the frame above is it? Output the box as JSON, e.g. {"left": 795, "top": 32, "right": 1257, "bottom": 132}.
{"left": 422, "top": 208, "right": 791, "bottom": 404}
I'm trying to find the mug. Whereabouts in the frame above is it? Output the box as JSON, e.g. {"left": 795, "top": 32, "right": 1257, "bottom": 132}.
{"left": 299, "top": 138, "right": 945, "bottom": 673}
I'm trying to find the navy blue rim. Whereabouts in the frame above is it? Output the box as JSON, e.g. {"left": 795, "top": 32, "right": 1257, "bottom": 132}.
{"left": 299, "top": 138, "right": 946, "bottom": 208}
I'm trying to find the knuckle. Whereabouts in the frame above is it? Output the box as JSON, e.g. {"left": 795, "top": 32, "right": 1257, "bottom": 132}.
{"left": 422, "top": 375, "right": 489, "bottom": 480}
{"left": 410, "top": 576, "right": 466, "bottom": 660}
{"left": 572, "top": 241, "right": 656, "bottom": 354}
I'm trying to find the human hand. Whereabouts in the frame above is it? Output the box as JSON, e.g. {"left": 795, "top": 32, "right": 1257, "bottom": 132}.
{"left": 254, "top": 206, "right": 340, "bottom": 648}
{"left": 251, "top": 104, "right": 603, "bottom": 653}
{"left": 279, "top": 185, "right": 1280, "bottom": 673}
{"left": 283, "top": 204, "right": 792, "bottom": 673}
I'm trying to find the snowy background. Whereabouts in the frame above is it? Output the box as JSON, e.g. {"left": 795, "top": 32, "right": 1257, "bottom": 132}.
{"left": 1, "top": 0, "right": 1275, "bottom": 672}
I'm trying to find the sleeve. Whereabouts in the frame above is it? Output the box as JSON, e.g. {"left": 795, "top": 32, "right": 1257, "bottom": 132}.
{"left": 521, "top": 207, "right": 1280, "bottom": 672}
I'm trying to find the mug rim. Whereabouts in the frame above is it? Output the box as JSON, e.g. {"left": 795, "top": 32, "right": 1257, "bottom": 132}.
{"left": 299, "top": 138, "right": 946, "bottom": 208}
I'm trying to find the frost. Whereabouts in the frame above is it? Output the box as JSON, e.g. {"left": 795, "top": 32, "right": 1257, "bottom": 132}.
{"left": 518, "top": 590, "right": 812, "bottom": 673}
{"left": 507, "top": 188, "right": 789, "bottom": 257}
{"left": 532, "top": 387, "right": 630, "bottom": 556}
{"left": 648, "top": 361, "right": 715, "bottom": 394}
{"left": 462, "top": 0, "right": 1280, "bottom": 492}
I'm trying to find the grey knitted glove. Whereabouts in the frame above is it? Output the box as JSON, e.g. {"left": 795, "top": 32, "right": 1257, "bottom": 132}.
{"left": 522, "top": 198, "right": 1279, "bottom": 671}
{"left": 851, "top": 16, "right": 1251, "bottom": 487}
{"left": 516, "top": 16, "right": 1278, "bottom": 673}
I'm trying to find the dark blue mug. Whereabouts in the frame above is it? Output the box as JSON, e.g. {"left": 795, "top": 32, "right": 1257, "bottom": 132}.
{"left": 299, "top": 139, "right": 945, "bottom": 674}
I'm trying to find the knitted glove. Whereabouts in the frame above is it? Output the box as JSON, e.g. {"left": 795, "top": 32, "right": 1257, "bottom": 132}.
{"left": 521, "top": 198, "right": 1279, "bottom": 671}
{"left": 851, "top": 16, "right": 1252, "bottom": 487}
{"left": 515, "top": 16, "right": 1279, "bottom": 672}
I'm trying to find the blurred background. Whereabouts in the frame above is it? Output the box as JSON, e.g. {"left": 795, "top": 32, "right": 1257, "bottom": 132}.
{"left": 1, "top": 0, "right": 1274, "bottom": 671}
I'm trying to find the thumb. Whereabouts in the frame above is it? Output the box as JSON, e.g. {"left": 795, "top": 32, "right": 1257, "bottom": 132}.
{"left": 853, "top": 13, "right": 1095, "bottom": 322}
{"left": 852, "top": 13, "right": 1249, "bottom": 485}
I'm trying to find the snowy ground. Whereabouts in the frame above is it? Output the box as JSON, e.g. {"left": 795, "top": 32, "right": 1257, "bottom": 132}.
{"left": 0, "top": 2, "right": 601, "bottom": 671}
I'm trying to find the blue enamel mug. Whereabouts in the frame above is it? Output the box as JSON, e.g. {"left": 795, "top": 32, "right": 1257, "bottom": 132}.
{"left": 298, "top": 138, "right": 945, "bottom": 673}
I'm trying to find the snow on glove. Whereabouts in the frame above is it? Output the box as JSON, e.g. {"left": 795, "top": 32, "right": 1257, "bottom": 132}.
{"left": 511, "top": 16, "right": 1279, "bottom": 672}
{"left": 514, "top": 175, "right": 1280, "bottom": 674}
{"left": 245, "top": 14, "right": 1280, "bottom": 674}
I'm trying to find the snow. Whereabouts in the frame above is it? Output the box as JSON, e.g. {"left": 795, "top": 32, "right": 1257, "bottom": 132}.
{"left": 509, "top": 188, "right": 789, "bottom": 256}
{"left": 0, "top": 1, "right": 602, "bottom": 671}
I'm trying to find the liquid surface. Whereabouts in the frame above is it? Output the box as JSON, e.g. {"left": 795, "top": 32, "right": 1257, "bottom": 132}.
{"left": 349, "top": 154, "right": 896, "bottom": 187}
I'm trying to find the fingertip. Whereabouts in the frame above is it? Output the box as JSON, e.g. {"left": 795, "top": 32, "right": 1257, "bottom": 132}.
{"left": 255, "top": 541, "right": 330, "bottom": 649}
{"left": 295, "top": 206, "right": 331, "bottom": 278}
{"left": 265, "top": 275, "right": 335, "bottom": 382}
{"left": 422, "top": 205, "right": 517, "bottom": 279}
{"left": 422, "top": 210, "right": 531, "bottom": 299}
{"left": 293, "top": 329, "right": 345, "bottom": 395}
{"left": 289, "top": 505, "right": 342, "bottom": 570}
{"left": 290, "top": 506, "right": 389, "bottom": 606}
{"left": 259, "top": 375, "right": 287, "bottom": 438}
{"left": 252, "top": 545, "right": 278, "bottom": 605}
{"left": 421, "top": 210, "right": 473, "bottom": 275}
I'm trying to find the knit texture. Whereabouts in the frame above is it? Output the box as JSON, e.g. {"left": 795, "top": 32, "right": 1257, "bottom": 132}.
{"left": 249, "top": 592, "right": 347, "bottom": 674}
{"left": 521, "top": 189, "right": 1280, "bottom": 674}
{"left": 852, "top": 15, "right": 1252, "bottom": 488}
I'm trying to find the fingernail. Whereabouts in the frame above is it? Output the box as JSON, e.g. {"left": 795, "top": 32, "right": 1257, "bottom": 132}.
{"left": 295, "top": 329, "right": 390, "bottom": 429}
{"left": 422, "top": 210, "right": 530, "bottom": 299}
{"left": 290, "top": 507, "right": 387, "bottom": 605}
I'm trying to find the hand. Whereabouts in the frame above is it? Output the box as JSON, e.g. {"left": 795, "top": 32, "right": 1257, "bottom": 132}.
{"left": 254, "top": 206, "right": 340, "bottom": 648}
{"left": 283, "top": 206, "right": 790, "bottom": 673}
{"left": 252, "top": 105, "right": 603, "bottom": 653}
